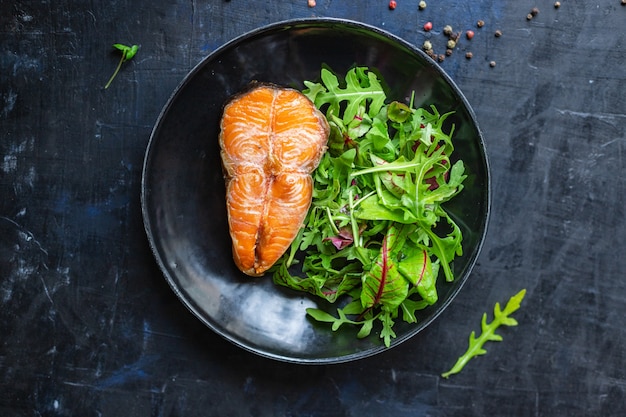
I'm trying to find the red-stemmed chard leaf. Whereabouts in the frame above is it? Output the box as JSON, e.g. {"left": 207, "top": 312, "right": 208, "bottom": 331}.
{"left": 361, "top": 225, "right": 408, "bottom": 310}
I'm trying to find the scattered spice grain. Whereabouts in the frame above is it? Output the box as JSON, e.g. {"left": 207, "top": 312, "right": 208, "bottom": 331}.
{"left": 465, "top": 52, "right": 473, "bottom": 59}
{"left": 423, "top": 40, "right": 433, "bottom": 51}
{"left": 419, "top": 1, "right": 427, "bottom": 10}
{"left": 527, "top": 7, "right": 539, "bottom": 19}
{"left": 443, "top": 25, "right": 453, "bottom": 36}
{"left": 494, "top": 29, "right": 502, "bottom": 37}
{"left": 489, "top": 60, "right": 496, "bottom": 67}
{"left": 438, "top": 54, "right": 445, "bottom": 62}
{"left": 307, "top": 0, "right": 316, "bottom": 7}
{"left": 447, "top": 39, "right": 457, "bottom": 49}
{"left": 477, "top": 20, "right": 485, "bottom": 28}
{"left": 445, "top": 48, "right": 453, "bottom": 56}
{"left": 424, "top": 21, "right": 433, "bottom": 31}
{"left": 466, "top": 30, "right": 475, "bottom": 40}
{"left": 554, "top": 1, "right": 561, "bottom": 7}
{"left": 389, "top": 0, "right": 397, "bottom": 10}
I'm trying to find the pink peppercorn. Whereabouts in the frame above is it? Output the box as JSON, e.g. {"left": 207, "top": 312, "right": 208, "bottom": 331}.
{"left": 423, "top": 21, "right": 433, "bottom": 31}
{"left": 389, "top": 0, "right": 397, "bottom": 10}
{"left": 466, "top": 30, "right": 475, "bottom": 40}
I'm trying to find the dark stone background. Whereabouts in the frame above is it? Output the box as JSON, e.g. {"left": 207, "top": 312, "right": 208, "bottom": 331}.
{"left": 1, "top": 1, "right": 624, "bottom": 416}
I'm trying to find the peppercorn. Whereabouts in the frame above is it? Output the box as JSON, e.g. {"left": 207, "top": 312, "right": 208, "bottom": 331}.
{"left": 477, "top": 20, "right": 485, "bottom": 28}
{"left": 489, "top": 60, "right": 496, "bottom": 67}
{"left": 443, "top": 25, "right": 453, "bottom": 36}
{"left": 554, "top": 1, "right": 561, "bottom": 7}
{"left": 423, "top": 21, "right": 433, "bottom": 31}
{"left": 621, "top": 0, "right": 626, "bottom": 5}
{"left": 465, "top": 52, "right": 473, "bottom": 59}
{"left": 494, "top": 29, "right": 502, "bottom": 37}
{"left": 445, "top": 48, "right": 453, "bottom": 56}
{"left": 531, "top": 7, "right": 539, "bottom": 16}
{"left": 466, "top": 30, "right": 475, "bottom": 40}
{"left": 307, "top": 0, "right": 316, "bottom": 7}
{"left": 526, "top": 13, "right": 534, "bottom": 20}
{"left": 423, "top": 40, "right": 433, "bottom": 51}
{"left": 389, "top": 0, "right": 397, "bottom": 10}
{"left": 447, "top": 39, "right": 457, "bottom": 49}
{"left": 418, "top": 1, "right": 427, "bottom": 10}
{"left": 438, "top": 54, "right": 445, "bottom": 62}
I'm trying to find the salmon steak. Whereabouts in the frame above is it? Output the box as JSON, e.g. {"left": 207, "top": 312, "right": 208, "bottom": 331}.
{"left": 219, "top": 84, "right": 329, "bottom": 276}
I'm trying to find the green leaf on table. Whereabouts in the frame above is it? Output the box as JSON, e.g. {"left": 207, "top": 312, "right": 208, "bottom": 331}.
{"left": 441, "top": 289, "right": 527, "bottom": 378}
{"left": 104, "top": 43, "right": 139, "bottom": 89}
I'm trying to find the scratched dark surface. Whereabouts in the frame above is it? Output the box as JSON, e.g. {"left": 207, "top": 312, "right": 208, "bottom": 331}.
{"left": 1, "top": 1, "right": 625, "bottom": 416}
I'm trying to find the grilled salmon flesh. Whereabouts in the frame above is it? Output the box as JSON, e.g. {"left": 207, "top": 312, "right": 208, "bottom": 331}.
{"left": 219, "top": 84, "right": 329, "bottom": 276}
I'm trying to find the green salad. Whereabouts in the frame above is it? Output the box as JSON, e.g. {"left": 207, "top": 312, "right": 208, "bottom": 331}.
{"left": 271, "top": 67, "right": 467, "bottom": 347}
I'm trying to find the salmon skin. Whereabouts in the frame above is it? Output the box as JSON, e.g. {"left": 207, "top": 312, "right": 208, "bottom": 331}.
{"left": 219, "top": 83, "right": 329, "bottom": 276}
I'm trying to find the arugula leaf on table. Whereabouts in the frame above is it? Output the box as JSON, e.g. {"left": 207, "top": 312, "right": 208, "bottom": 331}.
{"left": 441, "top": 289, "right": 527, "bottom": 378}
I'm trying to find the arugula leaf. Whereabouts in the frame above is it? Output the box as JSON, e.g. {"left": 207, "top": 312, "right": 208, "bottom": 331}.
{"left": 441, "top": 289, "right": 527, "bottom": 378}
{"left": 400, "top": 294, "right": 432, "bottom": 323}
{"left": 304, "top": 67, "right": 386, "bottom": 124}
{"left": 272, "top": 67, "right": 467, "bottom": 347}
{"left": 378, "top": 310, "right": 397, "bottom": 347}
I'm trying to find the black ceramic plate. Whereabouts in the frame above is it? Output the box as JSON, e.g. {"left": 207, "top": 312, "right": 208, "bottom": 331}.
{"left": 141, "top": 18, "right": 490, "bottom": 364}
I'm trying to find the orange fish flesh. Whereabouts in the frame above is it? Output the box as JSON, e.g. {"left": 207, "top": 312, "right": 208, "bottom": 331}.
{"left": 219, "top": 84, "right": 329, "bottom": 276}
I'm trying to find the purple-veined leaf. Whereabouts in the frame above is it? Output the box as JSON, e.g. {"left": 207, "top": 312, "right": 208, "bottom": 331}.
{"left": 361, "top": 225, "right": 409, "bottom": 310}
{"left": 323, "top": 226, "right": 354, "bottom": 250}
